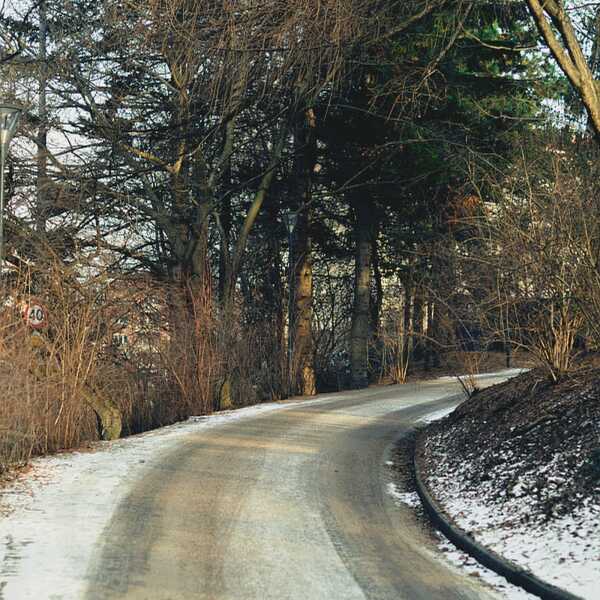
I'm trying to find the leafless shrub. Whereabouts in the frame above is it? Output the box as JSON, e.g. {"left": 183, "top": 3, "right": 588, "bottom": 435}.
{"left": 378, "top": 305, "right": 413, "bottom": 384}
{"left": 461, "top": 140, "right": 592, "bottom": 382}
{"left": 0, "top": 257, "right": 224, "bottom": 471}
{"left": 377, "top": 275, "right": 428, "bottom": 385}
{"left": 0, "top": 261, "right": 122, "bottom": 470}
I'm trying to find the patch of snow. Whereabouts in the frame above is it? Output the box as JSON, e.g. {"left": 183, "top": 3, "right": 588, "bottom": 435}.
{"left": 0, "top": 399, "right": 325, "bottom": 599}
{"left": 386, "top": 480, "right": 536, "bottom": 598}
{"left": 418, "top": 406, "right": 455, "bottom": 424}
{"left": 425, "top": 443, "right": 600, "bottom": 600}
{"left": 437, "top": 536, "right": 536, "bottom": 599}
{"left": 386, "top": 483, "right": 421, "bottom": 508}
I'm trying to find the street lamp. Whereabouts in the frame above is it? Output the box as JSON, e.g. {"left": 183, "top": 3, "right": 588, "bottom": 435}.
{"left": 283, "top": 210, "right": 298, "bottom": 397}
{"left": 0, "top": 104, "right": 21, "bottom": 271}
{"left": 282, "top": 211, "right": 298, "bottom": 236}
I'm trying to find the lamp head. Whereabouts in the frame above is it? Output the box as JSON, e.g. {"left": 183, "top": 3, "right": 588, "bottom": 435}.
{"left": 283, "top": 211, "right": 298, "bottom": 234}
{"left": 0, "top": 104, "right": 21, "bottom": 154}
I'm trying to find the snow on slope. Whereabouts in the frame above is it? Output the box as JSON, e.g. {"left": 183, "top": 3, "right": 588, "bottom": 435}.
{"left": 425, "top": 450, "right": 600, "bottom": 600}
{"left": 420, "top": 373, "right": 600, "bottom": 600}
{"left": 388, "top": 402, "right": 537, "bottom": 600}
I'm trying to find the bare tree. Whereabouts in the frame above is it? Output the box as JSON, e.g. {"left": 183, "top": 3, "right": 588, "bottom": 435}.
{"left": 526, "top": 0, "right": 600, "bottom": 136}
{"left": 462, "top": 139, "right": 589, "bottom": 381}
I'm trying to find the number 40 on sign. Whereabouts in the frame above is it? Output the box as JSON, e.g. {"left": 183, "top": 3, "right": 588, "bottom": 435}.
{"left": 21, "top": 301, "right": 48, "bottom": 330}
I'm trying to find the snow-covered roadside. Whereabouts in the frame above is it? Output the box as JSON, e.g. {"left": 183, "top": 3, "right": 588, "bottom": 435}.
{"left": 418, "top": 371, "right": 600, "bottom": 600}
{"left": 0, "top": 384, "right": 454, "bottom": 600}
{"left": 424, "top": 450, "right": 600, "bottom": 600}
{"left": 386, "top": 410, "right": 537, "bottom": 600}
{"left": 436, "top": 537, "right": 534, "bottom": 600}
{"left": 0, "top": 400, "right": 319, "bottom": 599}
{"left": 386, "top": 479, "right": 535, "bottom": 599}
{"left": 0, "top": 370, "right": 521, "bottom": 599}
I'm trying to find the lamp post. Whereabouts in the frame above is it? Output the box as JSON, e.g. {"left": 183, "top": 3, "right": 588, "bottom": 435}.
{"left": 0, "top": 104, "right": 21, "bottom": 271}
{"left": 282, "top": 210, "right": 298, "bottom": 397}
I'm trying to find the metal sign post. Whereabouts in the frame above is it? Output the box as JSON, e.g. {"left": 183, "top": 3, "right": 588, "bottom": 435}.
{"left": 0, "top": 104, "right": 22, "bottom": 271}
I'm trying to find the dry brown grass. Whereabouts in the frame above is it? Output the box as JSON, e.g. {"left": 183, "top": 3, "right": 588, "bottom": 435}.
{"left": 0, "top": 256, "right": 290, "bottom": 472}
{"left": 0, "top": 264, "right": 112, "bottom": 470}
{"left": 0, "top": 261, "right": 224, "bottom": 471}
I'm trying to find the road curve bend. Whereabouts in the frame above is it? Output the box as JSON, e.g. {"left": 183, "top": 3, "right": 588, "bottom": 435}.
{"left": 85, "top": 375, "right": 512, "bottom": 600}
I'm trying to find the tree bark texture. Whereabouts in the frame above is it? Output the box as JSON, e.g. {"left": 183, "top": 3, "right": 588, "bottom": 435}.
{"left": 292, "top": 211, "right": 316, "bottom": 396}
{"left": 403, "top": 282, "right": 415, "bottom": 370}
{"left": 83, "top": 387, "right": 123, "bottom": 441}
{"left": 290, "top": 109, "right": 317, "bottom": 396}
{"left": 350, "top": 199, "right": 373, "bottom": 389}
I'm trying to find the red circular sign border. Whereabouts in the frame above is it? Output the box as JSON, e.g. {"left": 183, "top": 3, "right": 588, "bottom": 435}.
{"left": 22, "top": 300, "right": 49, "bottom": 330}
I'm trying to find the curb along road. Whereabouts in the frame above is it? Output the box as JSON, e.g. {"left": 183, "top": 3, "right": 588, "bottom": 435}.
{"left": 413, "top": 432, "right": 583, "bottom": 600}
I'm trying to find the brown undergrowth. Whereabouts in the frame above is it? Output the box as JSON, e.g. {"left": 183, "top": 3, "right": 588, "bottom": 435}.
{"left": 0, "top": 260, "right": 283, "bottom": 474}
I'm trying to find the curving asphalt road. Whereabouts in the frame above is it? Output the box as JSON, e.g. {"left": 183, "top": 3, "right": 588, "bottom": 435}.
{"left": 84, "top": 375, "right": 512, "bottom": 600}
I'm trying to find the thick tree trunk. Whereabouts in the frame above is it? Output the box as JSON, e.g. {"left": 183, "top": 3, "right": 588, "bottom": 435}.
{"left": 403, "top": 282, "right": 414, "bottom": 370}
{"left": 83, "top": 387, "right": 123, "bottom": 441}
{"left": 350, "top": 199, "right": 373, "bottom": 389}
{"left": 218, "top": 195, "right": 232, "bottom": 301}
{"left": 424, "top": 298, "right": 439, "bottom": 371}
{"left": 412, "top": 289, "right": 424, "bottom": 362}
{"left": 187, "top": 197, "right": 211, "bottom": 283}
{"left": 290, "top": 109, "right": 316, "bottom": 396}
{"left": 291, "top": 210, "right": 316, "bottom": 396}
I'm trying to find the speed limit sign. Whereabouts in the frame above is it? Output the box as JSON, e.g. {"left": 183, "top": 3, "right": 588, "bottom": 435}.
{"left": 22, "top": 301, "right": 48, "bottom": 330}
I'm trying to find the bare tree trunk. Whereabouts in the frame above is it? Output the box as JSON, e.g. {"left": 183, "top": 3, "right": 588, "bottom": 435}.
{"left": 412, "top": 288, "right": 424, "bottom": 362}
{"left": 185, "top": 189, "right": 212, "bottom": 284}
{"left": 350, "top": 198, "right": 373, "bottom": 389}
{"left": 424, "top": 298, "right": 433, "bottom": 371}
{"left": 292, "top": 210, "right": 316, "bottom": 396}
{"left": 83, "top": 387, "right": 123, "bottom": 441}
{"left": 218, "top": 195, "right": 232, "bottom": 301}
{"left": 290, "top": 109, "right": 316, "bottom": 396}
{"left": 403, "top": 281, "right": 414, "bottom": 369}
